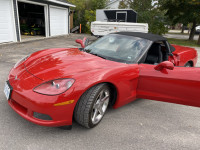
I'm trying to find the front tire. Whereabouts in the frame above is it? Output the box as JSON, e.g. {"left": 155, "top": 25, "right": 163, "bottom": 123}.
{"left": 74, "top": 84, "right": 110, "bottom": 128}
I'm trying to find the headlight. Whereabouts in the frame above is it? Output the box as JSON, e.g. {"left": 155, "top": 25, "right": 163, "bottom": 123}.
{"left": 14, "top": 55, "right": 30, "bottom": 68}
{"left": 33, "top": 78, "right": 75, "bottom": 95}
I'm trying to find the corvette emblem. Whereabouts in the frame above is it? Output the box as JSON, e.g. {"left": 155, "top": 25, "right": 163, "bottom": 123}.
{"left": 15, "top": 75, "right": 19, "bottom": 80}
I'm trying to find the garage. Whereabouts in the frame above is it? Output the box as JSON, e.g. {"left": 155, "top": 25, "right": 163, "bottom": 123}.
{"left": 0, "top": 0, "right": 75, "bottom": 44}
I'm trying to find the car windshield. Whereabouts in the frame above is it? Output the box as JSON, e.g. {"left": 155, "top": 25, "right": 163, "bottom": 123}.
{"left": 84, "top": 34, "right": 151, "bottom": 63}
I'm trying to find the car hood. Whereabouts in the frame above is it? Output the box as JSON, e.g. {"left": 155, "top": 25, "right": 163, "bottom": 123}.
{"left": 24, "top": 48, "right": 120, "bottom": 81}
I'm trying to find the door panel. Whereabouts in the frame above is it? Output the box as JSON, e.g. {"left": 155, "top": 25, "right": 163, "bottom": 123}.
{"left": 137, "top": 64, "right": 200, "bottom": 107}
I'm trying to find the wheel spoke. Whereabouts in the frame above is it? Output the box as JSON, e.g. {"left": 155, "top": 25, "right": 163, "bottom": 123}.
{"left": 93, "top": 103, "right": 99, "bottom": 109}
{"left": 92, "top": 109, "right": 98, "bottom": 122}
{"left": 101, "top": 95, "right": 109, "bottom": 103}
{"left": 98, "top": 107, "right": 104, "bottom": 115}
{"left": 99, "top": 91, "right": 104, "bottom": 100}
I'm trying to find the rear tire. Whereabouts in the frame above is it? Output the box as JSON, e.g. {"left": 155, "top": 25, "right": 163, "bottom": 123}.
{"left": 74, "top": 83, "right": 110, "bottom": 128}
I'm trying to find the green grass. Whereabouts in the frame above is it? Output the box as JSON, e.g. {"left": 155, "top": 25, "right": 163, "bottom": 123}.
{"left": 167, "top": 32, "right": 189, "bottom": 35}
{"left": 167, "top": 38, "right": 200, "bottom": 47}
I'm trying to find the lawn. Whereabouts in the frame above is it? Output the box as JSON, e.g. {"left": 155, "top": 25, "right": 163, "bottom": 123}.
{"left": 167, "top": 32, "right": 190, "bottom": 35}
{"left": 167, "top": 38, "right": 200, "bottom": 47}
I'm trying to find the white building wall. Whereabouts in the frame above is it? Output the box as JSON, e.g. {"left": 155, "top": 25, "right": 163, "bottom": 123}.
{"left": 50, "top": 6, "right": 69, "bottom": 36}
{"left": 0, "top": 0, "right": 17, "bottom": 43}
{"left": 96, "top": 10, "right": 107, "bottom": 22}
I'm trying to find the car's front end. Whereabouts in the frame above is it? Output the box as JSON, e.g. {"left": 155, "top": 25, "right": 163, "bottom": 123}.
{"left": 5, "top": 48, "right": 94, "bottom": 127}
{"left": 6, "top": 62, "right": 79, "bottom": 127}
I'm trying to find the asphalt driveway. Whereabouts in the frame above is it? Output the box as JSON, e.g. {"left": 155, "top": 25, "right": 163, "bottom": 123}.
{"left": 0, "top": 34, "right": 200, "bottom": 150}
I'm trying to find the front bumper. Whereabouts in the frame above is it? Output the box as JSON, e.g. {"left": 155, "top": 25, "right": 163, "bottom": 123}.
{"left": 8, "top": 80, "right": 78, "bottom": 127}
{"left": 9, "top": 99, "right": 72, "bottom": 127}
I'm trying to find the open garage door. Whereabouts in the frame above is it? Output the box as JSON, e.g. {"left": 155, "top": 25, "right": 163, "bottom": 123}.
{"left": 18, "top": 2, "right": 47, "bottom": 41}
{"left": 0, "top": 0, "right": 16, "bottom": 43}
{"left": 50, "top": 6, "right": 69, "bottom": 36}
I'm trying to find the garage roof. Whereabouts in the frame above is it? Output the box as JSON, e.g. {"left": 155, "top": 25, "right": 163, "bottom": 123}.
{"left": 45, "top": 0, "right": 76, "bottom": 7}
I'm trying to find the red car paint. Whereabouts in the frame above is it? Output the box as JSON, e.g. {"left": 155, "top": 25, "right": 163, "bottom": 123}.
{"left": 171, "top": 44, "right": 197, "bottom": 66}
{"left": 137, "top": 64, "right": 200, "bottom": 107}
{"left": 7, "top": 45, "right": 198, "bottom": 127}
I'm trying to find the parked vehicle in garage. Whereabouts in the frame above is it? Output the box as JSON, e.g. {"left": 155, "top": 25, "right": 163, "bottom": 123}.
{"left": 20, "top": 24, "right": 45, "bottom": 36}
{"left": 4, "top": 32, "right": 198, "bottom": 129}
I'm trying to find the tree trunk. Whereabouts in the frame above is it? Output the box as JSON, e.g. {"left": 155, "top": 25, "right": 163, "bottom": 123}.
{"left": 181, "top": 25, "right": 184, "bottom": 33}
{"left": 197, "top": 34, "right": 200, "bottom": 45}
{"left": 189, "top": 20, "right": 196, "bottom": 41}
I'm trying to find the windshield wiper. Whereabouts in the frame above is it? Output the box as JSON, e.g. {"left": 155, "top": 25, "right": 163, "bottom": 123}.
{"left": 89, "top": 52, "right": 107, "bottom": 60}
{"left": 78, "top": 48, "right": 84, "bottom": 51}
{"left": 83, "top": 49, "right": 107, "bottom": 60}
{"left": 84, "top": 49, "right": 92, "bottom": 53}
{"left": 79, "top": 48, "right": 91, "bottom": 52}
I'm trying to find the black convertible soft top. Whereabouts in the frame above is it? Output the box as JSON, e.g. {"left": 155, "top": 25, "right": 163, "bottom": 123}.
{"left": 114, "top": 32, "right": 175, "bottom": 52}
{"left": 114, "top": 32, "right": 166, "bottom": 42}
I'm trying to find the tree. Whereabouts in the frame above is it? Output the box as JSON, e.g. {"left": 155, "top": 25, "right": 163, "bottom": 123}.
{"left": 160, "top": 0, "right": 200, "bottom": 41}
{"left": 118, "top": 0, "right": 128, "bottom": 9}
{"left": 67, "top": 0, "right": 108, "bottom": 33}
{"left": 118, "top": 0, "right": 168, "bottom": 35}
{"left": 90, "top": 0, "right": 107, "bottom": 10}
{"left": 129, "top": 0, "right": 153, "bottom": 12}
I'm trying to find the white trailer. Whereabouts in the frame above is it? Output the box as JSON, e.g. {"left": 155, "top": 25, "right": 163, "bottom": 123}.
{"left": 91, "top": 21, "right": 148, "bottom": 37}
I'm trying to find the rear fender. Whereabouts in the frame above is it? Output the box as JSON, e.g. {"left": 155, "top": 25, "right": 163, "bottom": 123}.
{"left": 172, "top": 45, "right": 197, "bottom": 66}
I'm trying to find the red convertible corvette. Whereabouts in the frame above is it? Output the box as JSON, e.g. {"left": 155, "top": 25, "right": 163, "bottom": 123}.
{"left": 4, "top": 32, "right": 198, "bottom": 129}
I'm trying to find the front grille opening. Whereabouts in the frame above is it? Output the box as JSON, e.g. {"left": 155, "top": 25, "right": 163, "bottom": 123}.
{"left": 11, "top": 99, "right": 27, "bottom": 114}
{"left": 33, "top": 112, "right": 52, "bottom": 121}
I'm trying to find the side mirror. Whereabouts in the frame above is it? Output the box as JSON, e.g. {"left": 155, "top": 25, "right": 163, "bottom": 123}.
{"left": 154, "top": 61, "right": 174, "bottom": 71}
{"left": 75, "top": 37, "right": 89, "bottom": 48}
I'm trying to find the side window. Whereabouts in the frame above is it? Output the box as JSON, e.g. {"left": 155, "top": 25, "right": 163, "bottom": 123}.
{"left": 144, "top": 43, "right": 162, "bottom": 64}
{"left": 160, "top": 42, "right": 169, "bottom": 61}
{"left": 139, "top": 41, "right": 169, "bottom": 65}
